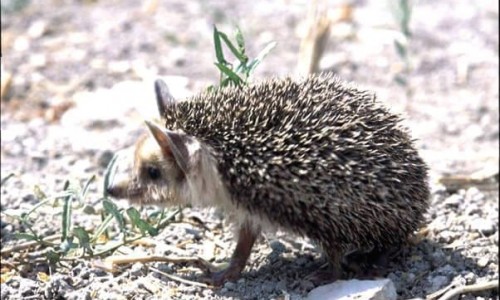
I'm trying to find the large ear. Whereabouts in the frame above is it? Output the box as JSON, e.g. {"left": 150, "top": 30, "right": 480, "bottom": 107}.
{"left": 154, "top": 79, "right": 176, "bottom": 116}
{"left": 144, "top": 120, "right": 190, "bottom": 174}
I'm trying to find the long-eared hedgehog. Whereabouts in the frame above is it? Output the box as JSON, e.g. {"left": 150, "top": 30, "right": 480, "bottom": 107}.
{"left": 106, "top": 73, "right": 430, "bottom": 285}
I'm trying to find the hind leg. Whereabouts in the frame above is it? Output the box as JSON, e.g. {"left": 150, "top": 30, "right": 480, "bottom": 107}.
{"left": 304, "top": 247, "right": 344, "bottom": 285}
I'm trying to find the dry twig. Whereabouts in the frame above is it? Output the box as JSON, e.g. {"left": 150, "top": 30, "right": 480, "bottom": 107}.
{"left": 427, "top": 280, "right": 498, "bottom": 300}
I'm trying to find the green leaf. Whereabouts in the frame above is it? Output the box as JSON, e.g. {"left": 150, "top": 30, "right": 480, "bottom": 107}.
{"left": 22, "top": 198, "right": 51, "bottom": 220}
{"left": 399, "top": 0, "right": 412, "bottom": 37}
{"left": 102, "top": 199, "right": 126, "bottom": 231}
{"left": 90, "top": 210, "right": 114, "bottom": 243}
{"left": 235, "top": 26, "right": 246, "bottom": 55}
{"left": 215, "top": 63, "right": 243, "bottom": 86}
{"left": 213, "top": 25, "right": 226, "bottom": 64}
{"left": 126, "top": 207, "right": 159, "bottom": 236}
{"left": 61, "top": 181, "right": 73, "bottom": 242}
{"left": 81, "top": 175, "right": 96, "bottom": 200}
{"left": 14, "top": 233, "right": 39, "bottom": 241}
{"left": 218, "top": 30, "right": 248, "bottom": 64}
{"left": 156, "top": 208, "right": 181, "bottom": 230}
{"left": 73, "top": 227, "right": 93, "bottom": 255}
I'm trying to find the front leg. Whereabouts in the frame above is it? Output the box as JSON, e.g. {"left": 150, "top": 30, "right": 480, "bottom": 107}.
{"left": 210, "top": 220, "right": 260, "bottom": 286}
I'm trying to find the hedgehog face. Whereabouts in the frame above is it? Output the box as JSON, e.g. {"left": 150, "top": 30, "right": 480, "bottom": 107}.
{"left": 106, "top": 123, "right": 201, "bottom": 207}
{"left": 107, "top": 78, "right": 233, "bottom": 210}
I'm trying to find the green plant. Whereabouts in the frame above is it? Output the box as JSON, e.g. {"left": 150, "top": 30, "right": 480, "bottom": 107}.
{"left": 4, "top": 156, "right": 179, "bottom": 265}
{"left": 210, "top": 25, "right": 276, "bottom": 89}
{"left": 390, "top": 0, "right": 413, "bottom": 98}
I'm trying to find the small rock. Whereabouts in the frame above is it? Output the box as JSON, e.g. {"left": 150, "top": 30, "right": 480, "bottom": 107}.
{"left": 469, "top": 218, "right": 496, "bottom": 236}
{"left": 1, "top": 287, "right": 10, "bottom": 299}
{"left": 431, "top": 250, "right": 446, "bottom": 264}
{"left": 29, "top": 53, "right": 47, "bottom": 68}
{"left": 477, "top": 256, "right": 489, "bottom": 268}
{"left": 27, "top": 20, "right": 48, "bottom": 38}
{"left": 13, "top": 36, "right": 30, "bottom": 52}
{"left": 17, "top": 278, "right": 38, "bottom": 297}
{"left": 465, "top": 204, "right": 481, "bottom": 216}
{"left": 202, "top": 289, "right": 214, "bottom": 297}
{"left": 270, "top": 240, "right": 287, "bottom": 253}
{"left": 130, "top": 263, "right": 145, "bottom": 277}
{"left": 307, "top": 279, "right": 397, "bottom": 300}
{"left": 463, "top": 271, "right": 477, "bottom": 284}
{"left": 465, "top": 187, "right": 484, "bottom": 201}
{"left": 429, "top": 275, "right": 449, "bottom": 291}
{"left": 443, "top": 194, "right": 462, "bottom": 207}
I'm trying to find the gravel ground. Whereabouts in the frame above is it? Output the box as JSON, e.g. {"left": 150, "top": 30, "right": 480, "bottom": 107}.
{"left": 1, "top": 0, "right": 498, "bottom": 299}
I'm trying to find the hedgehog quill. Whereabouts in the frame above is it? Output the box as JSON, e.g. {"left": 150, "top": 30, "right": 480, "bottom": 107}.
{"left": 106, "top": 74, "right": 430, "bottom": 286}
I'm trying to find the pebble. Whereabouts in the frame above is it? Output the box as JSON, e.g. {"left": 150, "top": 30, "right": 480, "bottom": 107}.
{"left": 270, "top": 240, "right": 287, "bottom": 253}
{"left": 477, "top": 256, "right": 489, "bottom": 268}
{"left": 443, "top": 194, "right": 462, "bottom": 207}
{"left": 431, "top": 250, "right": 446, "bottom": 264}
{"left": 13, "top": 36, "right": 30, "bottom": 52}
{"left": 463, "top": 271, "right": 477, "bottom": 284}
{"left": 130, "top": 263, "right": 145, "bottom": 277}
{"left": 469, "top": 218, "right": 496, "bottom": 236}
{"left": 429, "top": 275, "right": 449, "bottom": 291}
{"left": 27, "top": 20, "right": 48, "bottom": 38}
{"left": 307, "top": 279, "right": 397, "bottom": 300}
{"left": 465, "top": 187, "right": 485, "bottom": 201}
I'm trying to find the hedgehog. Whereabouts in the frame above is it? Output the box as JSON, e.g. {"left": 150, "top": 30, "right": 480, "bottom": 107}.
{"left": 106, "top": 74, "right": 430, "bottom": 286}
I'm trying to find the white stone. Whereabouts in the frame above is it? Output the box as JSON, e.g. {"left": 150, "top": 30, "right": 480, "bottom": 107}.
{"left": 307, "top": 279, "right": 397, "bottom": 300}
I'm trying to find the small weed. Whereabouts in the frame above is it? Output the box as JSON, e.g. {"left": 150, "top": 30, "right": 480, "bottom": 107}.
{"left": 209, "top": 25, "right": 276, "bottom": 89}
{"left": 3, "top": 156, "right": 179, "bottom": 266}
{"left": 390, "top": 0, "right": 413, "bottom": 99}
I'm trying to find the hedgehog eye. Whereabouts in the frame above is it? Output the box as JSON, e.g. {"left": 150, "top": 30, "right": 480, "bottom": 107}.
{"left": 146, "top": 166, "right": 161, "bottom": 181}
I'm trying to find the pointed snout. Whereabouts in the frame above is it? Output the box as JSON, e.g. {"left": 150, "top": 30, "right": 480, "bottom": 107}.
{"left": 104, "top": 148, "right": 135, "bottom": 199}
